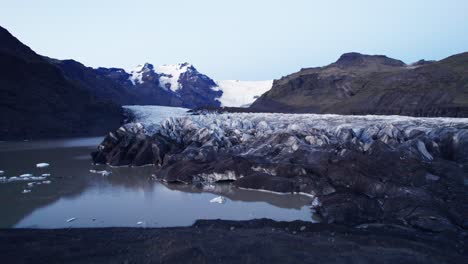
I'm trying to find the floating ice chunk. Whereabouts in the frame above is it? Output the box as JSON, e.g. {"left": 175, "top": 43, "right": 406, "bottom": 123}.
{"left": 5, "top": 176, "right": 46, "bottom": 182}
{"left": 27, "top": 182, "right": 35, "bottom": 187}
{"left": 29, "top": 176, "right": 46, "bottom": 181}
{"left": 210, "top": 196, "right": 226, "bottom": 204}
{"left": 36, "top": 163, "right": 49, "bottom": 168}
{"left": 136, "top": 221, "right": 144, "bottom": 225}
{"left": 22, "top": 189, "right": 31, "bottom": 194}
{"left": 66, "top": 217, "right": 76, "bottom": 222}
{"left": 42, "top": 180, "right": 51, "bottom": 184}
{"left": 0, "top": 177, "right": 6, "bottom": 181}
{"left": 41, "top": 173, "right": 51, "bottom": 177}
{"left": 0, "top": 170, "right": 4, "bottom": 175}
{"left": 20, "top": 174, "right": 33, "bottom": 178}
{"left": 89, "top": 169, "right": 111, "bottom": 176}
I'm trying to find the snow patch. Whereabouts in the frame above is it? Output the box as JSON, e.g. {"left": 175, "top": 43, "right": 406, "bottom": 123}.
{"left": 128, "top": 64, "right": 146, "bottom": 85}
{"left": 156, "top": 63, "right": 191, "bottom": 92}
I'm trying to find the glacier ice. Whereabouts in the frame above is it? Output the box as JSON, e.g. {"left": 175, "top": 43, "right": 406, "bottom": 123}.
{"left": 210, "top": 196, "right": 226, "bottom": 204}
{"left": 36, "top": 163, "right": 50, "bottom": 168}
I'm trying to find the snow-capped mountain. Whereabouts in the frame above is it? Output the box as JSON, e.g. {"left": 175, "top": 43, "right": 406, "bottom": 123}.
{"left": 96, "top": 62, "right": 273, "bottom": 108}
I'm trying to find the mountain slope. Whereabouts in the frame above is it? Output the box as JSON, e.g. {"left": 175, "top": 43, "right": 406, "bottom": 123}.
{"left": 250, "top": 52, "right": 468, "bottom": 117}
{"left": 0, "top": 26, "right": 123, "bottom": 139}
{"left": 49, "top": 58, "right": 139, "bottom": 105}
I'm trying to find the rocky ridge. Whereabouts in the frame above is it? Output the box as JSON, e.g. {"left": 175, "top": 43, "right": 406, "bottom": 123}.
{"left": 0, "top": 26, "right": 123, "bottom": 140}
{"left": 250, "top": 52, "right": 468, "bottom": 117}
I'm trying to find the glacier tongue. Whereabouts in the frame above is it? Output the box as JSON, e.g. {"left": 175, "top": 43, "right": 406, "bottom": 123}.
{"left": 127, "top": 106, "right": 468, "bottom": 157}
{"left": 92, "top": 106, "right": 468, "bottom": 233}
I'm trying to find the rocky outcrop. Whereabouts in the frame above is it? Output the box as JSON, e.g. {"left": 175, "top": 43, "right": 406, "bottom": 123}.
{"left": 0, "top": 26, "right": 123, "bottom": 140}
{"left": 92, "top": 111, "right": 468, "bottom": 232}
{"left": 91, "top": 123, "right": 180, "bottom": 167}
{"left": 250, "top": 52, "right": 468, "bottom": 117}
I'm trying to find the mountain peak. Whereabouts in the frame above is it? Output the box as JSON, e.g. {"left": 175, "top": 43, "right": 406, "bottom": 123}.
{"left": 129, "top": 63, "right": 156, "bottom": 85}
{"left": 133, "top": 63, "right": 154, "bottom": 73}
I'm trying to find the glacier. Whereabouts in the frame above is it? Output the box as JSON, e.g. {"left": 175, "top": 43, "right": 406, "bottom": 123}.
{"left": 214, "top": 80, "right": 273, "bottom": 107}
{"left": 92, "top": 106, "right": 468, "bottom": 232}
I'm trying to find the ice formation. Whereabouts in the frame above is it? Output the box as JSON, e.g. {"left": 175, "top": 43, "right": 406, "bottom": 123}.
{"left": 210, "top": 196, "right": 227, "bottom": 204}
{"left": 36, "top": 163, "right": 50, "bottom": 168}
{"left": 127, "top": 106, "right": 468, "bottom": 156}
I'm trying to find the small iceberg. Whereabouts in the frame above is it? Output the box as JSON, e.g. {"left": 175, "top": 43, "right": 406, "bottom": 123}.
{"left": 41, "top": 173, "right": 51, "bottom": 177}
{"left": 36, "top": 163, "right": 50, "bottom": 168}
{"left": 89, "top": 169, "right": 111, "bottom": 176}
{"left": 66, "top": 217, "right": 76, "bottom": 223}
{"left": 22, "top": 189, "right": 31, "bottom": 194}
{"left": 0, "top": 170, "right": 4, "bottom": 175}
{"left": 42, "top": 180, "right": 51, "bottom": 184}
{"left": 5, "top": 176, "right": 46, "bottom": 182}
{"left": 27, "top": 182, "right": 35, "bottom": 187}
{"left": 136, "top": 221, "right": 144, "bottom": 225}
{"left": 210, "top": 196, "right": 226, "bottom": 204}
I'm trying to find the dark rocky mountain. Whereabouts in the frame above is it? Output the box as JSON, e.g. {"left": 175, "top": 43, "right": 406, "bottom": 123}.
{"left": 46, "top": 59, "right": 223, "bottom": 108}
{"left": 250, "top": 52, "right": 468, "bottom": 117}
{"left": 0, "top": 26, "right": 123, "bottom": 140}
{"left": 175, "top": 63, "right": 222, "bottom": 108}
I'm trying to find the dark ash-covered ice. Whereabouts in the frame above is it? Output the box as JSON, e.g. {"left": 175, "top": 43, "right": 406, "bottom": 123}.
{"left": 92, "top": 108, "right": 468, "bottom": 232}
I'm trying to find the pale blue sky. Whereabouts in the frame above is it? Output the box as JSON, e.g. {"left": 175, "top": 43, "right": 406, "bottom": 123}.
{"left": 1, "top": 0, "right": 467, "bottom": 80}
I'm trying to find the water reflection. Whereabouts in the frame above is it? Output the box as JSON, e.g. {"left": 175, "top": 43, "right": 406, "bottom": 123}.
{"left": 0, "top": 137, "right": 313, "bottom": 228}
